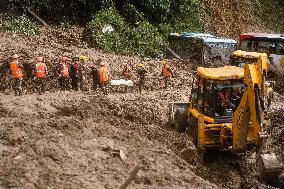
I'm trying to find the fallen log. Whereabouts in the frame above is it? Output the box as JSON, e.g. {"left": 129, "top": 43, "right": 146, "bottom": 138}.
{"left": 166, "top": 47, "right": 181, "bottom": 59}
{"left": 21, "top": 5, "right": 48, "bottom": 27}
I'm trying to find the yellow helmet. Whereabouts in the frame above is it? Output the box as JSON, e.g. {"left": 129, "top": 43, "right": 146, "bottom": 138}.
{"left": 137, "top": 63, "right": 144, "bottom": 67}
{"left": 79, "top": 55, "right": 88, "bottom": 61}
{"left": 160, "top": 60, "right": 167, "bottom": 65}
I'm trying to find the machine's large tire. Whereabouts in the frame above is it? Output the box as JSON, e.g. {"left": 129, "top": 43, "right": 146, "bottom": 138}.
{"left": 174, "top": 109, "right": 188, "bottom": 132}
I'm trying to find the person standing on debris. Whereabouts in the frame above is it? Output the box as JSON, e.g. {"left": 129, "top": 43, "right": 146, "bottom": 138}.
{"left": 69, "top": 56, "right": 80, "bottom": 91}
{"left": 121, "top": 63, "right": 132, "bottom": 80}
{"left": 78, "top": 55, "right": 88, "bottom": 91}
{"left": 90, "top": 59, "right": 100, "bottom": 91}
{"left": 99, "top": 61, "right": 109, "bottom": 95}
{"left": 56, "top": 56, "right": 70, "bottom": 91}
{"left": 160, "top": 60, "right": 174, "bottom": 89}
{"left": 33, "top": 56, "right": 48, "bottom": 94}
{"left": 10, "top": 54, "right": 24, "bottom": 96}
{"left": 136, "top": 63, "right": 147, "bottom": 94}
{"left": 121, "top": 62, "right": 132, "bottom": 92}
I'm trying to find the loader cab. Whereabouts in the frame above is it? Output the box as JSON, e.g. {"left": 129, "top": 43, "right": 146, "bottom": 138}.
{"left": 190, "top": 66, "right": 244, "bottom": 123}
{"left": 230, "top": 50, "right": 267, "bottom": 69}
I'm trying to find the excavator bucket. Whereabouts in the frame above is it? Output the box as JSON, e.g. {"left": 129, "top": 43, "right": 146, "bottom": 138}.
{"left": 257, "top": 152, "right": 283, "bottom": 183}
{"left": 168, "top": 102, "right": 188, "bottom": 124}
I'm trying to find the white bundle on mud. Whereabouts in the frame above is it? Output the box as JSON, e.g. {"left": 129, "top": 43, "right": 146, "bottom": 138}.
{"left": 110, "top": 79, "right": 134, "bottom": 86}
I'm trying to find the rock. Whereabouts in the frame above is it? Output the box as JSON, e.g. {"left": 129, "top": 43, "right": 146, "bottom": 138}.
{"left": 180, "top": 146, "right": 197, "bottom": 163}
{"left": 112, "top": 149, "right": 127, "bottom": 162}
{"left": 119, "top": 149, "right": 127, "bottom": 162}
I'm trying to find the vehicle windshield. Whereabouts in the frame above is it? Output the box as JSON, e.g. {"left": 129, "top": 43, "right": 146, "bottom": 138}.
{"left": 230, "top": 56, "right": 258, "bottom": 68}
{"left": 239, "top": 38, "right": 284, "bottom": 73}
{"left": 203, "top": 79, "right": 244, "bottom": 120}
{"left": 239, "top": 39, "right": 284, "bottom": 55}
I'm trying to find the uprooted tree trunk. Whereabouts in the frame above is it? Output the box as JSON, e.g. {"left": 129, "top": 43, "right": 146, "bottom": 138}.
{"left": 21, "top": 4, "right": 48, "bottom": 27}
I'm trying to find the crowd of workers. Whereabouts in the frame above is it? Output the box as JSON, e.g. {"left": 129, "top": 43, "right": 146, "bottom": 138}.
{"left": 9, "top": 54, "right": 174, "bottom": 96}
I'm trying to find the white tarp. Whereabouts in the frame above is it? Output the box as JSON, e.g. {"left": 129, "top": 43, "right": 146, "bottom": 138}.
{"left": 102, "top": 24, "right": 114, "bottom": 33}
{"left": 110, "top": 79, "right": 134, "bottom": 86}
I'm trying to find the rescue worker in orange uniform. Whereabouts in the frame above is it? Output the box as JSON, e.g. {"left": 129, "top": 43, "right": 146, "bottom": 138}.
{"left": 10, "top": 54, "right": 24, "bottom": 96}
{"left": 160, "top": 60, "right": 173, "bottom": 89}
{"left": 56, "top": 56, "right": 70, "bottom": 91}
{"left": 33, "top": 56, "right": 48, "bottom": 94}
{"left": 98, "top": 62, "right": 109, "bottom": 95}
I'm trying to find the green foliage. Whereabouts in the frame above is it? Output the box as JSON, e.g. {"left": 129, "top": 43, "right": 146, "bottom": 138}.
{"left": 0, "top": 0, "right": 203, "bottom": 56}
{"left": 2, "top": 15, "right": 38, "bottom": 36}
{"left": 0, "top": 0, "right": 112, "bottom": 23}
{"left": 88, "top": 7, "right": 162, "bottom": 56}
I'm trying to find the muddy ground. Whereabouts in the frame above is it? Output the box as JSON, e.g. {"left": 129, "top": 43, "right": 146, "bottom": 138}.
{"left": 0, "top": 28, "right": 283, "bottom": 189}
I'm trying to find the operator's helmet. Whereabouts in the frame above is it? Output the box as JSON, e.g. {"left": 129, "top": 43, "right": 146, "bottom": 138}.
{"left": 100, "top": 62, "right": 105, "bottom": 66}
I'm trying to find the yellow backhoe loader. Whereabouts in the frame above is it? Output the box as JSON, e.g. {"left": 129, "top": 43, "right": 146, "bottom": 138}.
{"left": 169, "top": 52, "right": 283, "bottom": 183}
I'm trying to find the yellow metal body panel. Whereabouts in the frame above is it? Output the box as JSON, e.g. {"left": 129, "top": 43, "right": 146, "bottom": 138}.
{"left": 197, "top": 115, "right": 205, "bottom": 151}
{"left": 232, "top": 50, "right": 268, "bottom": 73}
{"left": 232, "top": 50, "right": 267, "bottom": 59}
{"left": 189, "top": 108, "right": 214, "bottom": 123}
{"left": 232, "top": 62, "right": 266, "bottom": 151}
{"left": 197, "top": 66, "right": 244, "bottom": 80}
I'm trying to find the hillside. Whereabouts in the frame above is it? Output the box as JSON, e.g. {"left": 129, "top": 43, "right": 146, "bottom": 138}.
{"left": 203, "top": 0, "right": 284, "bottom": 38}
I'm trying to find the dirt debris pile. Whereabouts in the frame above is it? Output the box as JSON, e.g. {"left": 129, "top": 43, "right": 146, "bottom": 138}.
{"left": 0, "top": 92, "right": 218, "bottom": 189}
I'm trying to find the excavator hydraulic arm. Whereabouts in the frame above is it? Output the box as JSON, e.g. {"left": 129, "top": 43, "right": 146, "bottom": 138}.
{"left": 232, "top": 57, "right": 283, "bottom": 183}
